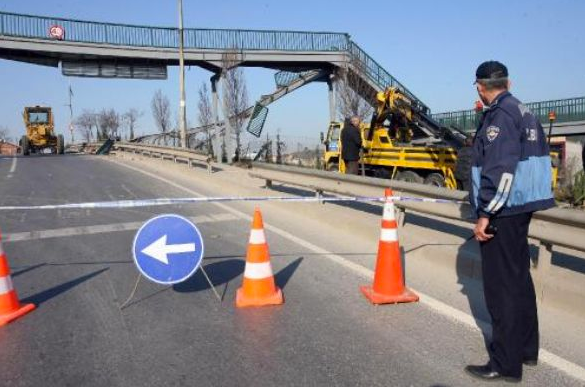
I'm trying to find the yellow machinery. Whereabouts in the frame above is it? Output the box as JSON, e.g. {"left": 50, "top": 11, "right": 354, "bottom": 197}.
{"left": 20, "top": 106, "right": 64, "bottom": 155}
{"left": 323, "top": 87, "right": 467, "bottom": 188}
{"left": 322, "top": 87, "right": 558, "bottom": 190}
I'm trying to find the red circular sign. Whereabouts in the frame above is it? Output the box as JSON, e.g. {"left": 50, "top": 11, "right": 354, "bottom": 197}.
{"left": 49, "top": 25, "right": 65, "bottom": 40}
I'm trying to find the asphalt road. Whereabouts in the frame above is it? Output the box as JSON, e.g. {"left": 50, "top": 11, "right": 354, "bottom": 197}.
{"left": 0, "top": 154, "right": 582, "bottom": 387}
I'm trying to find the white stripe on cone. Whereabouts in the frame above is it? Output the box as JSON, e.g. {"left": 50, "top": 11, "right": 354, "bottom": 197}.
{"left": 383, "top": 203, "right": 396, "bottom": 221}
{"left": 380, "top": 228, "right": 398, "bottom": 242}
{"left": 244, "top": 261, "right": 274, "bottom": 279}
{"left": 0, "top": 275, "right": 14, "bottom": 295}
{"left": 249, "top": 229, "right": 266, "bottom": 245}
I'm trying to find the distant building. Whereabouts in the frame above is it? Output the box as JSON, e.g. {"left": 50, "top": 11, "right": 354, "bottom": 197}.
{"left": 0, "top": 140, "right": 19, "bottom": 156}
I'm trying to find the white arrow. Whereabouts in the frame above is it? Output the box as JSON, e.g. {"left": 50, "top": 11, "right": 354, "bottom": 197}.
{"left": 141, "top": 235, "right": 196, "bottom": 265}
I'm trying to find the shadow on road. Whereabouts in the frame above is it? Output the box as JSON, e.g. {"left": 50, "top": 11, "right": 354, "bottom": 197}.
{"left": 456, "top": 240, "right": 491, "bottom": 352}
{"left": 173, "top": 259, "right": 244, "bottom": 294}
{"left": 22, "top": 268, "right": 109, "bottom": 305}
{"left": 11, "top": 263, "right": 47, "bottom": 277}
{"left": 275, "top": 257, "right": 304, "bottom": 290}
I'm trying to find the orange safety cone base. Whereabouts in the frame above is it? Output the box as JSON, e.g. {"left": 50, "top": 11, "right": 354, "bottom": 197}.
{"left": 236, "top": 287, "right": 283, "bottom": 308}
{"left": 0, "top": 302, "right": 35, "bottom": 327}
{"left": 359, "top": 285, "right": 419, "bottom": 305}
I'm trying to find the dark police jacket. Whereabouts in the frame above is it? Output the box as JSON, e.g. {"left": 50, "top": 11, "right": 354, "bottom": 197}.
{"left": 470, "top": 91, "right": 555, "bottom": 218}
{"left": 341, "top": 121, "right": 362, "bottom": 161}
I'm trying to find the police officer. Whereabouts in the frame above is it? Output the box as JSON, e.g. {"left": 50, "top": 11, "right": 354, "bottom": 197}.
{"left": 465, "top": 61, "right": 555, "bottom": 382}
{"left": 341, "top": 115, "right": 363, "bottom": 175}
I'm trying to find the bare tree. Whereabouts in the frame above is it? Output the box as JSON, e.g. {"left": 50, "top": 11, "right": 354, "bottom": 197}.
{"left": 0, "top": 125, "right": 10, "bottom": 142}
{"left": 151, "top": 89, "right": 171, "bottom": 134}
{"left": 75, "top": 110, "right": 97, "bottom": 142}
{"left": 197, "top": 82, "right": 214, "bottom": 155}
{"left": 123, "top": 108, "right": 142, "bottom": 140}
{"left": 335, "top": 63, "right": 373, "bottom": 121}
{"left": 97, "top": 109, "right": 120, "bottom": 139}
{"left": 222, "top": 51, "right": 249, "bottom": 161}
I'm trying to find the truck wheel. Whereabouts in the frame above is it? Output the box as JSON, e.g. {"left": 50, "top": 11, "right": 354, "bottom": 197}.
{"left": 21, "top": 136, "right": 30, "bottom": 156}
{"left": 57, "top": 134, "right": 65, "bottom": 154}
{"left": 396, "top": 170, "right": 423, "bottom": 184}
{"left": 373, "top": 168, "right": 391, "bottom": 179}
{"left": 327, "top": 162, "right": 339, "bottom": 172}
{"left": 424, "top": 173, "right": 446, "bottom": 187}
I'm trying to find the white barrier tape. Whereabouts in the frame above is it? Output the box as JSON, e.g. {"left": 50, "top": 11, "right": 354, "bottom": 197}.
{"left": 249, "top": 229, "right": 266, "bottom": 245}
{"left": 243, "top": 261, "right": 274, "bottom": 279}
{"left": 0, "top": 195, "right": 465, "bottom": 211}
{"left": 0, "top": 275, "right": 14, "bottom": 295}
{"left": 380, "top": 228, "right": 398, "bottom": 242}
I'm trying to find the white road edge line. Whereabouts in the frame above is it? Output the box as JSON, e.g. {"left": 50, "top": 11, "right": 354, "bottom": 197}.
{"left": 108, "top": 157, "right": 585, "bottom": 383}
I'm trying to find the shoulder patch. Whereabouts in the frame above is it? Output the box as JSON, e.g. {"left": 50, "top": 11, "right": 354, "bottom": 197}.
{"left": 486, "top": 126, "right": 500, "bottom": 142}
{"left": 518, "top": 104, "right": 530, "bottom": 117}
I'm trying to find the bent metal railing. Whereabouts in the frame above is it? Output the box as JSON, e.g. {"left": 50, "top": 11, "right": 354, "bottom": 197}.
{"left": 0, "top": 11, "right": 428, "bottom": 112}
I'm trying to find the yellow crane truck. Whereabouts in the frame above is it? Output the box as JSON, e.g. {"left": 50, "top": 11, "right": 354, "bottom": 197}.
{"left": 20, "top": 106, "right": 64, "bottom": 156}
{"left": 322, "top": 87, "right": 558, "bottom": 190}
{"left": 323, "top": 87, "right": 468, "bottom": 189}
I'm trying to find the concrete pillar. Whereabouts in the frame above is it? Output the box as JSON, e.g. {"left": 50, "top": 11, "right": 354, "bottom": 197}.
{"left": 327, "top": 75, "right": 336, "bottom": 123}
{"left": 221, "top": 72, "right": 235, "bottom": 163}
{"left": 211, "top": 75, "right": 222, "bottom": 163}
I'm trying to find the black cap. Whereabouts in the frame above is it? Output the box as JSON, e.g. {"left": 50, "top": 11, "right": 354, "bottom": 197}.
{"left": 475, "top": 61, "right": 508, "bottom": 80}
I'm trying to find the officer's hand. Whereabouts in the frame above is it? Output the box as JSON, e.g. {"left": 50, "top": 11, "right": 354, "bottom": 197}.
{"left": 474, "top": 217, "right": 493, "bottom": 242}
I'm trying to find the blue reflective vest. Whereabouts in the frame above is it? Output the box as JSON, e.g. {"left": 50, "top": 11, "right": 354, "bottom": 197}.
{"left": 470, "top": 91, "right": 555, "bottom": 218}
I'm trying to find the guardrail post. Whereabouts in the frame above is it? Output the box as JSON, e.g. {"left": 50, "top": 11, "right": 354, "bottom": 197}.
{"left": 315, "top": 189, "right": 324, "bottom": 204}
{"left": 396, "top": 206, "right": 406, "bottom": 228}
{"left": 534, "top": 241, "right": 553, "bottom": 304}
{"left": 207, "top": 156, "right": 212, "bottom": 174}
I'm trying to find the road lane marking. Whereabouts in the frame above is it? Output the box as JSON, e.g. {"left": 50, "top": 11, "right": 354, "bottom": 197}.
{"left": 110, "top": 158, "right": 585, "bottom": 383}
{"left": 3, "top": 213, "right": 237, "bottom": 243}
{"left": 6, "top": 156, "right": 17, "bottom": 178}
{"left": 9, "top": 157, "right": 17, "bottom": 173}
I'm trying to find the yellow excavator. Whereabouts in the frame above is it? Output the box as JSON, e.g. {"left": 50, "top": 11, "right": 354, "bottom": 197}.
{"left": 20, "top": 106, "right": 64, "bottom": 155}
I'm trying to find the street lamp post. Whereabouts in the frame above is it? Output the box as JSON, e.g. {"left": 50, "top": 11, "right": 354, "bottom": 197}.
{"left": 178, "top": 0, "right": 187, "bottom": 148}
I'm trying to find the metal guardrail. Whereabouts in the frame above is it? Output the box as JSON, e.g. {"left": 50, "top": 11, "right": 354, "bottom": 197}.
{"left": 112, "top": 142, "right": 585, "bottom": 250}
{"left": 244, "top": 162, "right": 585, "bottom": 305}
{"left": 433, "top": 96, "right": 585, "bottom": 131}
{"left": 112, "top": 142, "right": 214, "bottom": 172}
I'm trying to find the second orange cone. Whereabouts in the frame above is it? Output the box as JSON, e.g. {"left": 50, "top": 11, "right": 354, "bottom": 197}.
{"left": 0, "top": 230, "right": 36, "bottom": 326}
{"left": 236, "top": 207, "right": 283, "bottom": 308}
{"left": 360, "top": 189, "right": 419, "bottom": 305}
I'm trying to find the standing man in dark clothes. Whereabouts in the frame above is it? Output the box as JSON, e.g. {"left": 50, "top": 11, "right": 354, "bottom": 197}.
{"left": 341, "top": 115, "right": 362, "bottom": 175}
{"left": 465, "top": 61, "right": 555, "bottom": 383}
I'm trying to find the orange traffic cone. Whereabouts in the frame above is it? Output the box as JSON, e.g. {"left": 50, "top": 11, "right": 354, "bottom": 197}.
{"left": 236, "top": 207, "right": 283, "bottom": 308}
{"left": 360, "top": 189, "right": 419, "bottom": 304}
{"left": 0, "top": 231, "right": 35, "bottom": 326}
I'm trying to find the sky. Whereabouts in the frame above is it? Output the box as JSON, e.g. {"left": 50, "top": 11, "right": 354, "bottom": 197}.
{"left": 0, "top": 0, "right": 584, "bottom": 144}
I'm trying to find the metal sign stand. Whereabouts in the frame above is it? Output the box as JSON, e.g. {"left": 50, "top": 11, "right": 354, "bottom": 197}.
{"left": 119, "top": 265, "right": 221, "bottom": 310}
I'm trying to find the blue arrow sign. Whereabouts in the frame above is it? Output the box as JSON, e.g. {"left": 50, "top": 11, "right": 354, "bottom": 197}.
{"left": 132, "top": 214, "right": 204, "bottom": 285}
